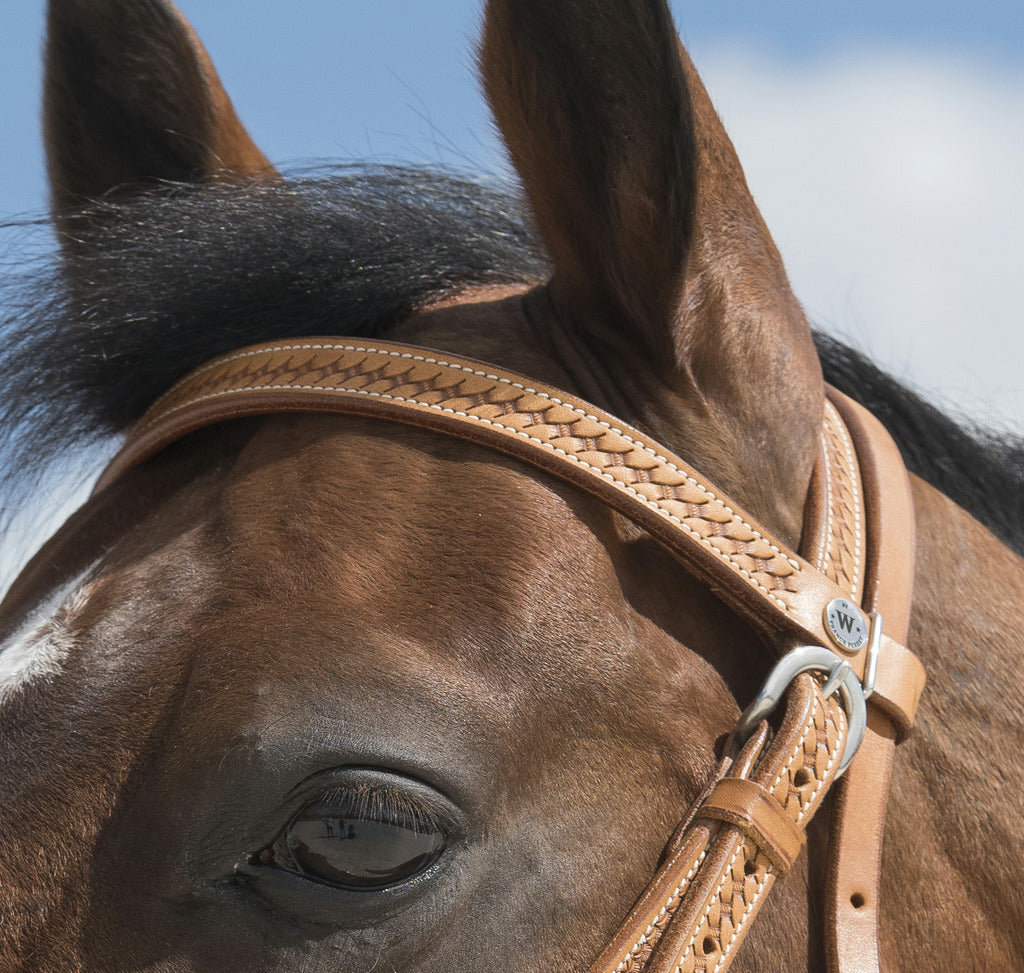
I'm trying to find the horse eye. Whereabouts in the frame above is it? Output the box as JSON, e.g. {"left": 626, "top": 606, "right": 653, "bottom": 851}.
{"left": 275, "top": 793, "right": 446, "bottom": 891}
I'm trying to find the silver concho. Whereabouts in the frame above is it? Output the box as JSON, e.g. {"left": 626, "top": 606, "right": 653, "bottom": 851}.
{"left": 824, "top": 598, "right": 869, "bottom": 654}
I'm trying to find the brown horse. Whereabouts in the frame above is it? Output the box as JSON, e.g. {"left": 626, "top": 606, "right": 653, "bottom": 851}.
{"left": 1, "top": 1, "right": 1022, "bottom": 970}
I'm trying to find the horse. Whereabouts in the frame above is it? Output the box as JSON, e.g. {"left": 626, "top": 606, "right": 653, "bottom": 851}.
{"left": 1, "top": 1, "right": 1022, "bottom": 970}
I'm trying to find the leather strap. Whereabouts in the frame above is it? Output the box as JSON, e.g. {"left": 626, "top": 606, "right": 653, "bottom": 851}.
{"left": 588, "top": 675, "right": 848, "bottom": 973}
{"left": 821, "top": 389, "right": 919, "bottom": 973}
{"left": 588, "top": 390, "right": 919, "bottom": 973}
{"left": 800, "top": 406, "right": 922, "bottom": 737}
{"left": 94, "top": 338, "right": 926, "bottom": 973}
{"left": 96, "top": 342, "right": 917, "bottom": 706}
{"left": 696, "top": 778, "right": 805, "bottom": 875}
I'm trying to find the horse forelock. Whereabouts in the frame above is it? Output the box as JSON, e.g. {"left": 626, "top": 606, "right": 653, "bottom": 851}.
{"left": 0, "top": 166, "right": 548, "bottom": 548}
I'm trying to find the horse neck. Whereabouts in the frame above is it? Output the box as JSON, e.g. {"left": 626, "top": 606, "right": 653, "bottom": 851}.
{"left": 880, "top": 476, "right": 1024, "bottom": 969}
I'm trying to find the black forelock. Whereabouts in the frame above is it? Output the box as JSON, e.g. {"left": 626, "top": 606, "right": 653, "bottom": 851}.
{"left": 43, "top": 165, "right": 547, "bottom": 430}
{"left": 0, "top": 165, "right": 546, "bottom": 523}
{"left": 0, "top": 164, "right": 1020, "bottom": 556}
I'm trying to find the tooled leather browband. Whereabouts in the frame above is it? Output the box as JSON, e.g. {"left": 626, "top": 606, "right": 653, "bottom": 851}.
{"left": 95, "top": 339, "right": 926, "bottom": 973}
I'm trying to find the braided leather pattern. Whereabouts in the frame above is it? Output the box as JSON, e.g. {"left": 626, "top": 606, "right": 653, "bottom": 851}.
{"left": 97, "top": 340, "right": 882, "bottom": 661}
{"left": 670, "top": 835, "right": 769, "bottom": 973}
{"left": 95, "top": 338, "right": 904, "bottom": 973}
{"left": 597, "top": 405, "right": 861, "bottom": 973}
{"left": 111, "top": 342, "right": 800, "bottom": 598}
{"left": 601, "top": 677, "right": 847, "bottom": 973}
{"left": 598, "top": 831, "right": 712, "bottom": 973}
{"left": 816, "top": 401, "right": 864, "bottom": 597}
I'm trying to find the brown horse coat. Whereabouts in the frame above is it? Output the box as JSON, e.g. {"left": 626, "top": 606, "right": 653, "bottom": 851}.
{"left": 1, "top": 1, "right": 1022, "bottom": 970}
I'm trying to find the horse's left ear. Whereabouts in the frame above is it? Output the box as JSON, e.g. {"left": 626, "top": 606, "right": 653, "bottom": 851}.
{"left": 481, "top": 0, "right": 823, "bottom": 544}
{"left": 44, "top": 0, "right": 277, "bottom": 228}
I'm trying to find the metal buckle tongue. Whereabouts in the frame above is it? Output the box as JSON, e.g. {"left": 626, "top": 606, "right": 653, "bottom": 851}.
{"left": 732, "top": 614, "right": 882, "bottom": 777}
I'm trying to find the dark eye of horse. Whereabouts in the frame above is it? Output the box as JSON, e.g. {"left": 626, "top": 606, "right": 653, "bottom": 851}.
{"left": 272, "top": 786, "right": 446, "bottom": 891}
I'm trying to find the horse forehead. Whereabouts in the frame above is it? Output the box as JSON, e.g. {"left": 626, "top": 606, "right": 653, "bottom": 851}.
{"left": 117, "top": 418, "right": 659, "bottom": 783}
{"left": 141, "top": 416, "right": 634, "bottom": 681}
{"left": 212, "top": 416, "right": 612, "bottom": 596}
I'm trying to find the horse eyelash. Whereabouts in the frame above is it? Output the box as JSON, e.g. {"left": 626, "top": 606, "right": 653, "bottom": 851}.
{"left": 309, "top": 782, "right": 444, "bottom": 835}
{"left": 255, "top": 781, "right": 445, "bottom": 872}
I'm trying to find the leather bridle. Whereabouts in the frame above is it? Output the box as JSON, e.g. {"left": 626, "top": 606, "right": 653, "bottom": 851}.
{"left": 95, "top": 339, "right": 926, "bottom": 973}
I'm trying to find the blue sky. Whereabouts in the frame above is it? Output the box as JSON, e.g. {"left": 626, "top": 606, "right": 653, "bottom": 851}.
{"left": 678, "top": 1, "right": 1023, "bottom": 60}
{"left": 3, "top": 1, "right": 1021, "bottom": 217}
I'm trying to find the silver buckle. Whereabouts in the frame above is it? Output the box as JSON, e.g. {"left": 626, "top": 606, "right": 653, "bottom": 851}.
{"left": 732, "top": 613, "right": 882, "bottom": 777}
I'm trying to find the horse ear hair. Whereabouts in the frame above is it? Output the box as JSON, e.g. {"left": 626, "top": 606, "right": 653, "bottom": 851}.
{"left": 44, "top": 0, "right": 277, "bottom": 231}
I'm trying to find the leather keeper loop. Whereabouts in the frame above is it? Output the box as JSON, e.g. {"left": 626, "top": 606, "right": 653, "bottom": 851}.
{"left": 869, "top": 636, "right": 926, "bottom": 737}
{"left": 696, "top": 777, "right": 806, "bottom": 874}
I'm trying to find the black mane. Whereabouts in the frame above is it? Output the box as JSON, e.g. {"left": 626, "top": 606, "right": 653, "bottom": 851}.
{"left": 1, "top": 165, "right": 1020, "bottom": 554}
{"left": 814, "top": 333, "right": 1024, "bottom": 552}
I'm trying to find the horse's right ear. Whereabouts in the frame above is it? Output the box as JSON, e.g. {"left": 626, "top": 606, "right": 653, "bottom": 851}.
{"left": 44, "top": 0, "right": 277, "bottom": 231}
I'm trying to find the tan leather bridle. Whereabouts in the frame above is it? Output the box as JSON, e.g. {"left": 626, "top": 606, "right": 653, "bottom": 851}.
{"left": 95, "top": 339, "right": 926, "bottom": 973}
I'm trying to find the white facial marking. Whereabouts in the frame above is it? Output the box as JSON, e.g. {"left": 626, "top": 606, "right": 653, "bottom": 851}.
{"left": 0, "top": 571, "right": 97, "bottom": 705}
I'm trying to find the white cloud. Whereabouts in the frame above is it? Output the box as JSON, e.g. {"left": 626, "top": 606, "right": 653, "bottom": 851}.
{"left": 697, "top": 46, "right": 1024, "bottom": 433}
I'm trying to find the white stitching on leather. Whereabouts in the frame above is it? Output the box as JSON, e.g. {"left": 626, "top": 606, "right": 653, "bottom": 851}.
{"left": 816, "top": 430, "right": 834, "bottom": 574}
{"left": 713, "top": 692, "right": 846, "bottom": 972}
{"left": 613, "top": 848, "right": 709, "bottom": 972}
{"left": 768, "top": 690, "right": 846, "bottom": 823}
{"left": 673, "top": 839, "right": 747, "bottom": 973}
{"left": 711, "top": 858, "right": 772, "bottom": 973}
{"left": 137, "top": 343, "right": 803, "bottom": 574}
{"left": 795, "top": 705, "right": 845, "bottom": 827}
{"left": 770, "top": 688, "right": 823, "bottom": 795}
{"left": 134, "top": 380, "right": 796, "bottom": 611}
{"left": 701, "top": 704, "right": 819, "bottom": 973}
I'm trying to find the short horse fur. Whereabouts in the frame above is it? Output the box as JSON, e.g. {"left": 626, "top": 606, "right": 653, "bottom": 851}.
{"left": 1, "top": 1, "right": 1022, "bottom": 970}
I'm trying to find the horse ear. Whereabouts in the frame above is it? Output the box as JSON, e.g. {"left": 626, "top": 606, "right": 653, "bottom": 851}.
{"left": 480, "top": 0, "right": 823, "bottom": 544}
{"left": 44, "top": 0, "right": 277, "bottom": 226}
{"left": 481, "top": 0, "right": 693, "bottom": 360}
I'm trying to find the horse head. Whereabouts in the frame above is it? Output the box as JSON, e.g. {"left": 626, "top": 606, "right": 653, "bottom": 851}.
{"left": 2, "top": 2, "right": 1022, "bottom": 971}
